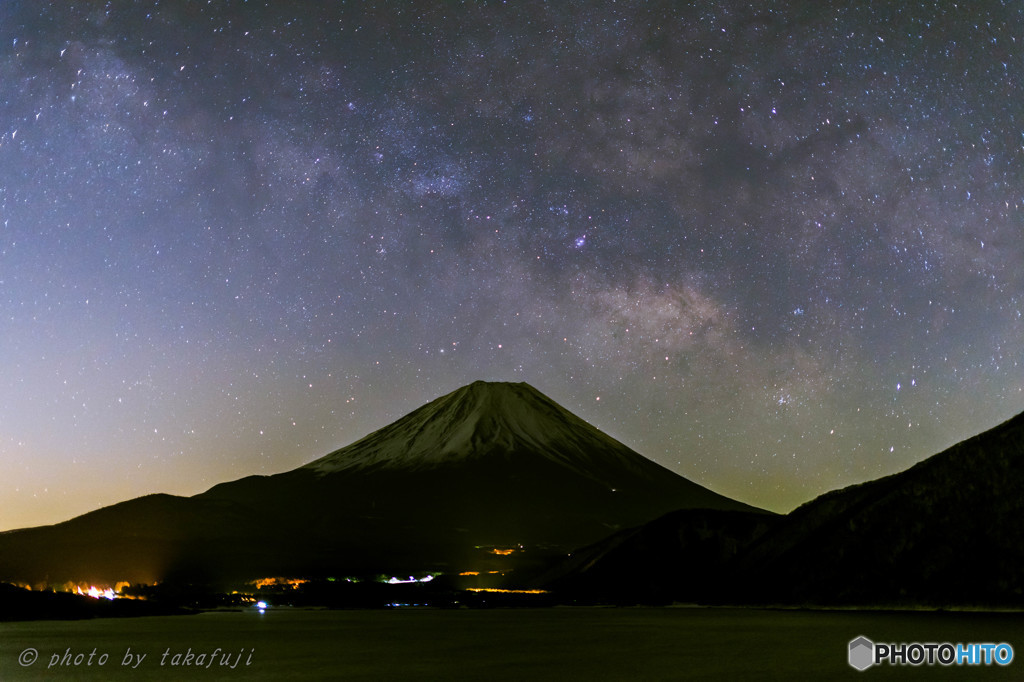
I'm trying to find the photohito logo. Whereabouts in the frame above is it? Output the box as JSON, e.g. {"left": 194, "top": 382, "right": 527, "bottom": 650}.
{"left": 848, "top": 636, "right": 1014, "bottom": 670}
{"left": 849, "top": 637, "right": 874, "bottom": 671}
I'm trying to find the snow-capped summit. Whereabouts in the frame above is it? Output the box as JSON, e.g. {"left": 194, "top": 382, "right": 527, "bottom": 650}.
{"left": 304, "top": 381, "right": 675, "bottom": 480}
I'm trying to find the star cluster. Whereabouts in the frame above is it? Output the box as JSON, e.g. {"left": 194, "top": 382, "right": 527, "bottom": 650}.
{"left": 2, "top": 1, "right": 1023, "bottom": 529}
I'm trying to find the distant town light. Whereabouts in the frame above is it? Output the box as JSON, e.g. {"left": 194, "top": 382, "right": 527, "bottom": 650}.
{"left": 79, "top": 585, "right": 116, "bottom": 600}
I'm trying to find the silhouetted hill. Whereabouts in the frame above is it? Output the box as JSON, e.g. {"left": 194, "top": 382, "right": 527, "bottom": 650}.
{"left": 530, "top": 508, "right": 774, "bottom": 604}
{"left": 541, "top": 410, "right": 1024, "bottom": 607}
{"left": 729, "top": 410, "right": 1024, "bottom": 606}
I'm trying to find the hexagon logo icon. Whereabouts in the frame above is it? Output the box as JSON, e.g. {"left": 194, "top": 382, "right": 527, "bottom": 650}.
{"left": 849, "top": 636, "right": 874, "bottom": 671}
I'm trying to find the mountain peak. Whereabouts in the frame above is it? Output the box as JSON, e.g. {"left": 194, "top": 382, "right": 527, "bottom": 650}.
{"left": 298, "top": 378, "right": 758, "bottom": 517}
{"left": 450, "top": 379, "right": 539, "bottom": 406}
{"left": 302, "top": 380, "right": 605, "bottom": 474}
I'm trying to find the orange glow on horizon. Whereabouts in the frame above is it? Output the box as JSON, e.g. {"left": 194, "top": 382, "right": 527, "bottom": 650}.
{"left": 57, "top": 582, "right": 149, "bottom": 600}
{"left": 250, "top": 577, "right": 310, "bottom": 589}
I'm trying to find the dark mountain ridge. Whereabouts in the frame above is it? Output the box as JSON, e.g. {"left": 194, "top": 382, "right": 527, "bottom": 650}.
{"left": 729, "top": 409, "right": 1024, "bottom": 605}
{"left": 540, "top": 410, "right": 1024, "bottom": 607}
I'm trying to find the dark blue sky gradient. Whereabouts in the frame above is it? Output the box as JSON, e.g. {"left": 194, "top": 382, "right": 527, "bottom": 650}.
{"left": 2, "top": 1, "right": 1022, "bottom": 529}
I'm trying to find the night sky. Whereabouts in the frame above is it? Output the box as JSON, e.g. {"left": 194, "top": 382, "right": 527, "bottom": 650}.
{"left": 2, "top": 1, "right": 1023, "bottom": 530}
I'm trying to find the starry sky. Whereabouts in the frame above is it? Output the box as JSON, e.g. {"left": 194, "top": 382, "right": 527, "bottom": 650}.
{"left": 2, "top": 0, "right": 1023, "bottom": 531}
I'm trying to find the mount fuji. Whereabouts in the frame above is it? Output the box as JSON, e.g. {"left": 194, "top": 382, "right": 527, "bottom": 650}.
{"left": 0, "top": 381, "right": 763, "bottom": 586}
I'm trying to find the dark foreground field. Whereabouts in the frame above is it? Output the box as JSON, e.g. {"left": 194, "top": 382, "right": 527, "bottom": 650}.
{"left": 3, "top": 607, "right": 1024, "bottom": 680}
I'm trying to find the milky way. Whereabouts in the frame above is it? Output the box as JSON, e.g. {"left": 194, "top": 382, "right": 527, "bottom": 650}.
{"left": 2, "top": 1, "right": 1023, "bottom": 528}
